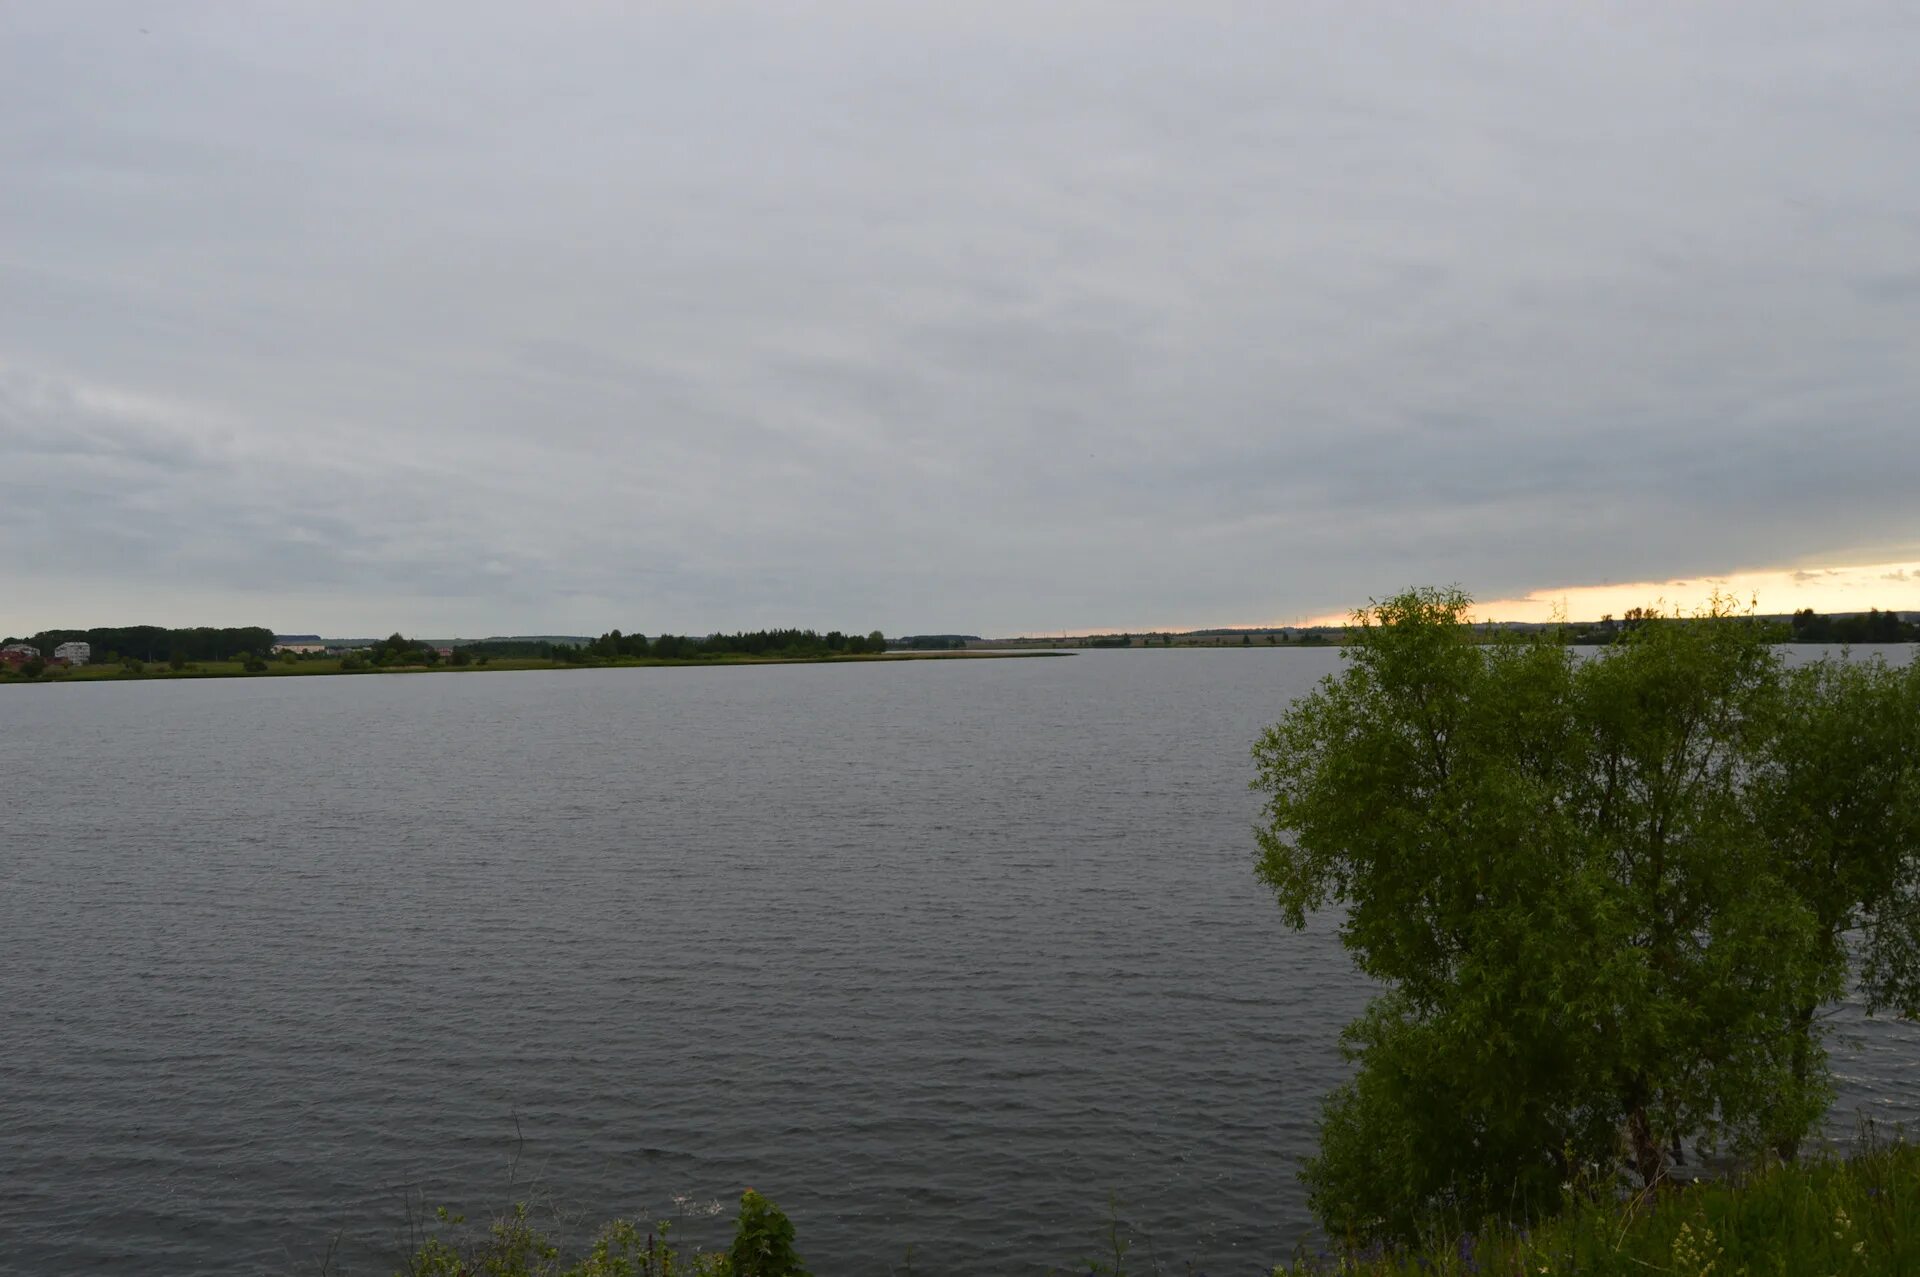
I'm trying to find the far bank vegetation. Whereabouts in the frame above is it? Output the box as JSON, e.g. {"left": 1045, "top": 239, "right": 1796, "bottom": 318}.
{"left": 0, "top": 626, "right": 897, "bottom": 682}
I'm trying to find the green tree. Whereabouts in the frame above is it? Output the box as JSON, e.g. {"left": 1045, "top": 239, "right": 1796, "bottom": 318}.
{"left": 1251, "top": 587, "right": 1918, "bottom": 1243}
{"left": 1750, "top": 655, "right": 1920, "bottom": 1155}
{"left": 373, "top": 632, "right": 438, "bottom": 666}
{"left": 1565, "top": 598, "right": 1828, "bottom": 1184}
{"left": 1253, "top": 588, "right": 1616, "bottom": 1233}
{"left": 727, "top": 1189, "right": 808, "bottom": 1277}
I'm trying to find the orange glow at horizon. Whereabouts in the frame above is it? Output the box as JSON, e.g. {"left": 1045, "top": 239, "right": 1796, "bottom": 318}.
{"left": 1291, "top": 560, "right": 1920, "bottom": 629}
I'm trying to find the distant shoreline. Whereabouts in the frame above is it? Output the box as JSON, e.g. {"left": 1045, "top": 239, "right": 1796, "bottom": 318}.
{"left": 0, "top": 648, "right": 1071, "bottom": 686}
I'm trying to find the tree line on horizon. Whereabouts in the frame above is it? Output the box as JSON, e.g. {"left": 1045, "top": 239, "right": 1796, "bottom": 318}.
{"left": 464, "top": 627, "right": 890, "bottom": 663}
{"left": 1788, "top": 605, "right": 1918, "bottom": 643}
{"left": 7, "top": 606, "right": 1911, "bottom": 674}
{"left": 2, "top": 625, "right": 277, "bottom": 665}
{"left": 1559, "top": 605, "right": 1918, "bottom": 645}
{"left": 336, "top": 628, "right": 892, "bottom": 667}
{"left": 0, "top": 625, "right": 890, "bottom": 666}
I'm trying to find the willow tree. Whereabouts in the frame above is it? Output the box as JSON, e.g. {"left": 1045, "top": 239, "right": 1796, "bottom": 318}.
{"left": 1751, "top": 655, "right": 1920, "bottom": 1157}
{"left": 1252, "top": 587, "right": 1920, "bottom": 1242}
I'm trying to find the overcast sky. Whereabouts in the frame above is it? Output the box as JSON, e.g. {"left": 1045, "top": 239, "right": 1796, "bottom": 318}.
{"left": 3, "top": 3, "right": 1917, "bottom": 637}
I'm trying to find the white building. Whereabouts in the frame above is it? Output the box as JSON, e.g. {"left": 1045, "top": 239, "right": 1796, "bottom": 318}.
{"left": 53, "top": 641, "right": 90, "bottom": 665}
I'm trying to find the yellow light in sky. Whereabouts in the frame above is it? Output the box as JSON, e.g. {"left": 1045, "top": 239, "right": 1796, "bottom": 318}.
{"left": 1296, "top": 559, "right": 1920, "bottom": 628}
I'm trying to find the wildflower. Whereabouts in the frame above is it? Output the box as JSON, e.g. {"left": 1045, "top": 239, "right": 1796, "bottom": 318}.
{"left": 1671, "top": 1221, "right": 1722, "bottom": 1277}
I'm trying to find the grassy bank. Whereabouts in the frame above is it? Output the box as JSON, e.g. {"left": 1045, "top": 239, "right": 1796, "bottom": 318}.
{"left": 1275, "top": 1138, "right": 1920, "bottom": 1277}
{"left": 368, "top": 1142, "right": 1920, "bottom": 1276}
{"left": 0, "top": 649, "right": 1067, "bottom": 686}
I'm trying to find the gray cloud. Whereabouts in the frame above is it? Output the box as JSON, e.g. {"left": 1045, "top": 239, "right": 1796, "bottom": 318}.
{"left": 3, "top": 2, "right": 1918, "bottom": 634}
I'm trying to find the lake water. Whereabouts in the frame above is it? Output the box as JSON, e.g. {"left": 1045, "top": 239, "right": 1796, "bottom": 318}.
{"left": 3, "top": 648, "right": 1917, "bottom": 1275}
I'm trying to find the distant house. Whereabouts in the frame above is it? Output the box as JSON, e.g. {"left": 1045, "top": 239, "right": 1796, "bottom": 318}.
{"left": 53, "top": 641, "right": 90, "bottom": 666}
{"left": 0, "top": 645, "right": 37, "bottom": 668}
{"left": 273, "top": 633, "right": 328, "bottom": 655}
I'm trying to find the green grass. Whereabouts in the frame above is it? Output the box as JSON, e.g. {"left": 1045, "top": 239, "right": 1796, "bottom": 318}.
{"left": 340, "top": 1143, "right": 1920, "bottom": 1277}
{"left": 1273, "top": 1140, "right": 1920, "bottom": 1277}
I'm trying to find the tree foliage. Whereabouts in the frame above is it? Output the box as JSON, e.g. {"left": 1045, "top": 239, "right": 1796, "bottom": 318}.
{"left": 2, "top": 625, "right": 276, "bottom": 664}
{"left": 555, "top": 628, "right": 887, "bottom": 663}
{"left": 1252, "top": 587, "right": 1920, "bottom": 1242}
{"left": 396, "top": 1188, "right": 803, "bottom": 1276}
{"left": 372, "top": 632, "right": 436, "bottom": 666}
{"left": 727, "top": 1189, "right": 810, "bottom": 1277}
{"left": 1790, "top": 607, "right": 1918, "bottom": 644}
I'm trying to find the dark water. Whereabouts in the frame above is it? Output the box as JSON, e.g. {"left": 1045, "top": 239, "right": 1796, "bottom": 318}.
{"left": 3, "top": 648, "right": 1916, "bottom": 1275}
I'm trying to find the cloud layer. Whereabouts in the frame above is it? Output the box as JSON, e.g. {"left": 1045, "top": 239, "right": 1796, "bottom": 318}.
{"left": 4, "top": 3, "right": 1918, "bottom": 634}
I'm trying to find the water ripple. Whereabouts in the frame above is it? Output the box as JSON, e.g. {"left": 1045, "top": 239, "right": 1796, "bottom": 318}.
{"left": 2, "top": 651, "right": 1915, "bottom": 1275}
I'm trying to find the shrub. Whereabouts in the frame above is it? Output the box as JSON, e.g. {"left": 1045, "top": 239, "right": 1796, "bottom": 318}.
{"left": 392, "top": 1188, "right": 808, "bottom": 1276}
{"left": 727, "top": 1190, "right": 809, "bottom": 1277}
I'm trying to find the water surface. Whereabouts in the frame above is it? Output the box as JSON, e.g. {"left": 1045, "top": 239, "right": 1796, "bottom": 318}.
{"left": 2, "top": 648, "right": 1914, "bottom": 1274}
